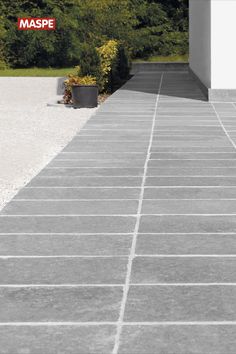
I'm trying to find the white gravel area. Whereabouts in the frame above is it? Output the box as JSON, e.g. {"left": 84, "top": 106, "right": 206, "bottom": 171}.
{"left": 0, "top": 77, "right": 97, "bottom": 210}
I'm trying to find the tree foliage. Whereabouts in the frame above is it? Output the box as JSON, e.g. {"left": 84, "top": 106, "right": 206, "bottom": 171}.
{"left": 0, "top": 0, "right": 189, "bottom": 68}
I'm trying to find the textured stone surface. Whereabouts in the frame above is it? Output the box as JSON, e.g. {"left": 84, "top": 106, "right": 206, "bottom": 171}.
{"left": 0, "top": 234, "right": 132, "bottom": 256}
{"left": 119, "top": 325, "right": 236, "bottom": 354}
{"left": 0, "top": 326, "right": 116, "bottom": 354}
{"left": 1, "top": 71, "right": 236, "bottom": 353}
{"left": 0, "top": 287, "right": 122, "bottom": 322}
{"left": 125, "top": 285, "right": 236, "bottom": 321}
{"left": 136, "top": 233, "right": 236, "bottom": 255}
{"left": 0, "top": 257, "right": 128, "bottom": 284}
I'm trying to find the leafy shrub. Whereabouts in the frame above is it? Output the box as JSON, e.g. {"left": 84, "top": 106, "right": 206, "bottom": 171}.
{"left": 97, "top": 40, "right": 130, "bottom": 92}
{"left": 79, "top": 76, "right": 97, "bottom": 85}
{"left": 63, "top": 74, "right": 97, "bottom": 103}
{"left": 97, "top": 40, "right": 119, "bottom": 92}
{"left": 79, "top": 43, "right": 101, "bottom": 78}
{"left": 116, "top": 45, "right": 131, "bottom": 79}
{"left": 158, "top": 31, "right": 188, "bottom": 56}
{"left": 64, "top": 39, "right": 130, "bottom": 101}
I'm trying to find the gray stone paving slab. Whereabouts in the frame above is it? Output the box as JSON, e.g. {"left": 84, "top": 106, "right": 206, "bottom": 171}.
{"left": 78, "top": 130, "right": 151, "bottom": 137}
{"left": 154, "top": 122, "right": 220, "bottom": 127}
{"left": 137, "top": 233, "right": 236, "bottom": 255}
{"left": 15, "top": 187, "right": 141, "bottom": 200}
{"left": 55, "top": 152, "right": 146, "bottom": 159}
{"left": 157, "top": 112, "right": 215, "bottom": 116}
{"left": 119, "top": 325, "right": 236, "bottom": 354}
{"left": 48, "top": 159, "right": 146, "bottom": 168}
{"left": 28, "top": 176, "right": 142, "bottom": 187}
{"left": 0, "top": 326, "right": 116, "bottom": 354}
{"left": 87, "top": 117, "right": 153, "bottom": 122}
{"left": 0, "top": 215, "right": 136, "bottom": 233}
{"left": 131, "top": 257, "right": 236, "bottom": 283}
{"left": 63, "top": 142, "right": 149, "bottom": 153}
{"left": 39, "top": 167, "right": 144, "bottom": 177}
{"left": 2, "top": 200, "right": 138, "bottom": 215}
{"left": 0, "top": 287, "right": 122, "bottom": 321}
{"left": 1, "top": 71, "right": 236, "bottom": 353}
{"left": 125, "top": 285, "right": 236, "bottom": 321}
{"left": 152, "top": 137, "right": 228, "bottom": 143}
{"left": 142, "top": 199, "right": 236, "bottom": 214}
{"left": 80, "top": 123, "right": 152, "bottom": 130}
{"left": 149, "top": 158, "right": 236, "bottom": 166}
{"left": 140, "top": 215, "right": 236, "bottom": 233}
{"left": 146, "top": 176, "right": 236, "bottom": 186}
{"left": 147, "top": 167, "right": 236, "bottom": 176}
{"left": 0, "top": 257, "right": 127, "bottom": 284}
{"left": 151, "top": 141, "right": 232, "bottom": 148}
{"left": 149, "top": 146, "right": 236, "bottom": 152}
{"left": 73, "top": 135, "right": 150, "bottom": 141}
{"left": 152, "top": 126, "right": 225, "bottom": 132}
{"left": 0, "top": 234, "right": 132, "bottom": 256}
{"left": 89, "top": 119, "right": 152, "bottom": 124}
{"left": 144, "top": 187, "right": 236, "bottom": 199}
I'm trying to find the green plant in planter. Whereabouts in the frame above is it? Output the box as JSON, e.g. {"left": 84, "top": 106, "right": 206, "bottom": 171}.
{"left": 78, "top": 76, "right": 97, "bottom": 86}
{"left": 64, "top": 74, "right": 98, "bottom": 108}
{"left": 63, "top": 74, "right": 96, "bottom": 104}
{"left": 63, "top": 74, "right": 81, "bottom": 104}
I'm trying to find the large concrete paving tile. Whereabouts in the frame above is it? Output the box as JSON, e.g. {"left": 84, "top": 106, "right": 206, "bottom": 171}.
{"left": 131, "top": 257, "right": 236, "bottom": 283}
{"left": 0, "top": 325, "right": 116, "bottom": 354}
{"left": 15, "top": 187, "right": 141, "bottom": 200}
{"left": 124, "top": 285, "right": 236, "bottom": 321}
{"left": 147, "top": 167, "right": 236, "bottom": 176}
{"left": 55, "top": 152, "right": 146, "bottom": 159}
{"left": 0, "top": 215, "right": 136, "bottom": 233}
{"left": 78, "top": 128, "right": 151, "bottom": 135}
{"left": 152, "top": 136, "right": 228, "bottom": 143}
{"left": 144, "top": 186, "right": 236, "bottom": 199}
{"left": 136, "top": 234, "right": 236, "bottom": 255}
{"left": 149, "top": 147, "right": 235, "bottom": 152}
{"left": 0, "top": 286, "right": 122, "bottom": 321}
{"left": 139, "top": 215, "right": 236, "bottom": 233}
{"left": 39, "top": 167, "right": 144, "bottom": 177}
{"left": 0, "top": 257, "right": 128, "bottom": 284}
{"left": 2, "top": 200, "right": 138, "bottom": 215}
{"left": 145, "top": 176, "right": 236, "bottom": 186}
{"left": 151, "top": 141, "right": 232, "bottom": 148}
{"left": 28, "top": 176, "right": 142, "bottom": 187}
{"left": 119, "top": 325, "right": 236, "bottom": 354}
{"left": 84, "top": 120, "right": 151, "bottom": 125}
{"left": 77, "top": 124, "right": 152, "bottom": 130}
{"left": 148, "top": 159, "right": 236, "bottom": 167}
{"left": 63, "top": 142, "right": 149, "bottom": 153}
{"left": 0, "top": 234, "right": 132, "bottom": 256}
{"left": 142, "top": 200, "right": 236, "bottom": 214}
{"left": 153, "top": 131, "right": 225, "bottom": 136}
{"left": 48, "top": 159, "right": 145, "bottom": 168}
{"left": 153, "top": 127, "right": 223, "bottom": 132}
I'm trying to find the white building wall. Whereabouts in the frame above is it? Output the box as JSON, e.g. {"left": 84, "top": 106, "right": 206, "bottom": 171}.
{"left": 211, "top": 0, "right": 236, "bottom": 89}
{"left": 189, "top": 0, "right": 211, "bottom": 88}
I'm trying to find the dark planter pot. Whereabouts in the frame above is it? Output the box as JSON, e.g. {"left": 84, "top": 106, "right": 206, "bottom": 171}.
{"left": 72, "top": 85, "right": 98, "bottom": 108}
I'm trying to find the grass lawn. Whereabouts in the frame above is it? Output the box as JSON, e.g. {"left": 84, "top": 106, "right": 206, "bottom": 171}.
{"left": 0, "top": 55, "right": 188, "bottom": 77}
{"left": 133, "top": 54, "right": 189, "bottom": 63}
{"left": 0, "top": 67, "right": 77, "bottom": 77}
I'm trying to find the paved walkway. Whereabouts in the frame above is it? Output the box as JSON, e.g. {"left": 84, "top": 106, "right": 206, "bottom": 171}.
{"left": 1, "top": 71, "right": 236, "bottom": 353}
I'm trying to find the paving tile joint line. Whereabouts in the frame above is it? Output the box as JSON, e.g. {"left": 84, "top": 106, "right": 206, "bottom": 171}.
{"left": 112, "top": 73, "right": 164, "bottom": 354}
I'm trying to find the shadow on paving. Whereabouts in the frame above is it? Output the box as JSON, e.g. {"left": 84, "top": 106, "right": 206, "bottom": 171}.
{"left": 120, "top": 71, "right": 207, "bottom": 102}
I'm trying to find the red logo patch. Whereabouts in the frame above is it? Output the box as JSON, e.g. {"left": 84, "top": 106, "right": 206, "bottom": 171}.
{"left": 17, "top": 18, "right": 56, "bottom": 30}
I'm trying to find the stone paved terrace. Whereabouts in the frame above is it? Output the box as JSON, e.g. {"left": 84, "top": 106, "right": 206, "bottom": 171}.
{"left": 1, "top": 70, "right": 236, "bottom": 353}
